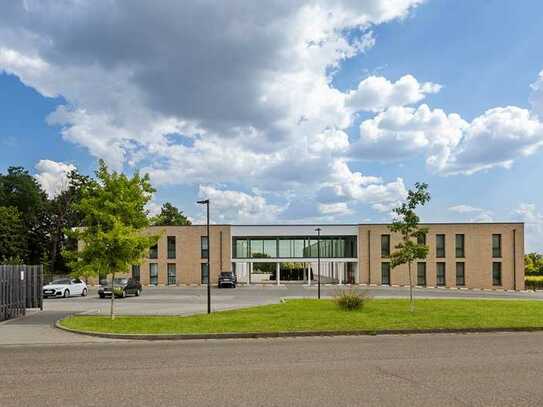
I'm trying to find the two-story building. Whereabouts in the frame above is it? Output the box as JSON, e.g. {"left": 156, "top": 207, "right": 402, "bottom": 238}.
{"left": 131, "top": 223, "right": 525, "bottom": 290}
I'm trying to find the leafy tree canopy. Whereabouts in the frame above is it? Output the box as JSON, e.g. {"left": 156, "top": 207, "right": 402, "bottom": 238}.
{"left": 150, "top": 202, "right": 192, "bottom": 226}
{"left": 0, "top": 206, "right": 27, "bottom": 262}
{"left": 525, "top": 253, "right": 543, "bottom": 275}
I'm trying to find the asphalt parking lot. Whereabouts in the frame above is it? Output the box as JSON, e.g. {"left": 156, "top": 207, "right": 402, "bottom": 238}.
{"left": 42, "top": 285, "right": 543, "bottom": 316}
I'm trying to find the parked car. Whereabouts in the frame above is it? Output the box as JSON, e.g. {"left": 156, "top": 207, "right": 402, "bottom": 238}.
{"left": 218, "top": 271, "right": 237, "bottom": 288}
{"left": 98, "top": 277, "right": 142, "bottom": 298}
{"left": 43, "top": 278, "right": 88, "bottom": 298}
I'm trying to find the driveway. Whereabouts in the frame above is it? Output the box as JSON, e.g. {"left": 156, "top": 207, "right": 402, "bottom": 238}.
{"left": 1, "top": 285, "right": 542, "bottom": 346}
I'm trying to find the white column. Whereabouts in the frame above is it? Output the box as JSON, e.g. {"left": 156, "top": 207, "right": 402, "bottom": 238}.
{"left": 339, "top": 262, "right": 343, "bottom": 285}
{"left": 276, "top": 262, "right": 281, "bottom": 286}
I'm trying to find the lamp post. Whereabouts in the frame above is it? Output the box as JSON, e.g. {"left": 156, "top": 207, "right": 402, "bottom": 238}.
{"left": 197, "top": 199, "right": 211, "bottom": 314}
{"left": 315, "top": 227, "right": 321, "bottom": 299}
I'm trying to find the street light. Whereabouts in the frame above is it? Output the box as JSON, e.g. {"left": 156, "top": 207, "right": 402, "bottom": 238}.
{"left": 315, "top": 227, "right": 321, "bottom": 299}
{"left": 197, "top": 199, "right": 211, "bottom": 314}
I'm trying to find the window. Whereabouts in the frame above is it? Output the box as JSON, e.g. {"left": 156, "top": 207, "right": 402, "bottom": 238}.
{"left": 131, "top": 265, "right": 140, "bottom": 282}
{"left": 201, "top": 263, "right": 209, "bottom": 284}
{"left": 417, "top": 262, "right": 426, "bottom": 286}
{"left": 456, "top": 262, "right": 465, "bottom": 286}
{"left": 436, "top": 262, "right": 446, "bottom": 286}
{"left": 201, "top": 236, "right": 209, "bottom": 259}
{"left": 381, "top": 234, "right": 390, "bottom": 258}
{"left": 167, "top": 236, "right": 176, "bottom": 259}
{"left": 492, "top": 234, "right": 502, "bottom": 258}
{"left": 381, "top": 262, "right": 391, "bottom": 285}
{"left": 149, "top": 243, "right": 158, "bottom": 259}
{"left": 436, "top": 234, "right": 445, "bottom": 258}
{"left": 492, "top": 262, "right": 502, "bottom": 286}
{"left": 417, "top": 233, "right": 426, "bottom": 245}
{"left": 149, "top": 263, "right": 158, "bottom": 286}
{"left": 235, "top": 238, "right": 248, "bottom": 258}
{"left": 263, "top": 239, "right": 277, "bottom": 258}
{"left": 455, "top": 234, "right": 465, "bottom": 258}
{"left": 167, "top": 263, "right": 176, "bottom": 285}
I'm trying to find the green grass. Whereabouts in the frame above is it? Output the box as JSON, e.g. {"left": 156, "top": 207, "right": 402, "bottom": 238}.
{"left": 59, "top": 299, "right": 543, "bottom": 335}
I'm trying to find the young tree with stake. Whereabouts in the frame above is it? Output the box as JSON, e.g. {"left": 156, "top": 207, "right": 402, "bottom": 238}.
{"left": 65, "top": 160, "right": 158, "bottom": 319}
{"left": 389, "top": 182, "right": 431, "bottom": 312}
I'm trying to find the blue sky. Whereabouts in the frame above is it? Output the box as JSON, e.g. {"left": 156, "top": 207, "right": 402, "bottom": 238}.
{"left": 0, "top": 0, "right": 542, "bottom": 250}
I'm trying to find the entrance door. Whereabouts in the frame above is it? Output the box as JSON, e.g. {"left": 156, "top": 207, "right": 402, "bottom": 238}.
{"left": 345, "top": 263, "right": 356, "bottom": 284}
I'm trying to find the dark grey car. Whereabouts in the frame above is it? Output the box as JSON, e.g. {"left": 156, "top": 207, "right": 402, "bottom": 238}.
{"left": 98, "top": 277, "right": 142, "bottom": 298}
{"left": 218, "top": 271, "right": 237, "bottom": 288}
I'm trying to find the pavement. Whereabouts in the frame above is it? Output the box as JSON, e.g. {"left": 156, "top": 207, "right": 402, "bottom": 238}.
{"left": 2, "top": 331, "right": 543, "bottom": 406}
{"left": 1, "top": 285, "right": 543, "bottom": 346}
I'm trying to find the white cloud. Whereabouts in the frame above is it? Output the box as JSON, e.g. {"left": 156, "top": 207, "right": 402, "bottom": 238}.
{"left": 198, "top": 185, "right": 282, "bottom": 224}
{"left": 448, "top": 204, "right": 493, "bottom": 222}
{"left": 351, "top": 103, "right": 543, "bottom": 175}
{"left": 530, "top": 70, "right": 543, "bottom": 118}
{"left": 323, "top": 160, "right": 408, "bottom": 212}
{"left": 514, "top": 203, "right": 543, "bottom": 252}
{"left": 34, "top": 159, "right": 76, "bottom": 198}
{"left": 346, "top": 74, "right": 441, "bottom": 113}
{"left": 318, "top": 202, "right": 353, "bottom": 216}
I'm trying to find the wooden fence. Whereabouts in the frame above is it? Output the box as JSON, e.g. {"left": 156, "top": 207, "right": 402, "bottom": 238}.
{"left": 0, "top": 265, "right": 43, "bottom": 322}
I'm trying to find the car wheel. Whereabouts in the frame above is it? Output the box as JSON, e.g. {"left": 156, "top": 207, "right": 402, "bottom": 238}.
{"left": 63, "top": 289, "right": 70, "bottom": 298}
{"left": 121, "top": 289, "right": 126, "bottom": 298}
{"left": 81, "top": 288, "right": 88, "bottom": 297}
{"left": 99, "top": 294, "right": 105, "bottom": 299}
{"left": 135, "top": 289, "right": 141, "bottom": 297}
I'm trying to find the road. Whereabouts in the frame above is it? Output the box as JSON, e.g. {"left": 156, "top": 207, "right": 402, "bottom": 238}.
{"left": 2, "top": 332, "right": 543, "bottom": 406}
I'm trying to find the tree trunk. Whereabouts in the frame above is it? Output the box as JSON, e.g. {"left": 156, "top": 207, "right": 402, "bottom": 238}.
{"left": 408, "top": 261, "right": 415, "bottom": 312}
{"left": 110, "top": 271, "right": 115, "bottom": 320}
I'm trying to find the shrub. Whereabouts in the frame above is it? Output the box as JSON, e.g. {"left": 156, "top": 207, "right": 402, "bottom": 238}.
{"left": 334, "top": 289, "right": 369, "bottom": 311}
{"left": 525, "top": 275, "right": 543, "bottom": 290}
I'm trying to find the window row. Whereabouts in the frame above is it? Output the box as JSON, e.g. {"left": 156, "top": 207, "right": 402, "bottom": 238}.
{"left": 380, "top": 233, "right": 502, "bottom": 258}
{"left": 147, "top": 236, "right": 211, "bottom": 260}
{"left": 233, "top": 236, "right": 357, "bottom": 259}
{"left": 380, "top": 261, "right": 502, "bottom": 286}
{"left": 148, "top": 236, "right": 178, "bottom": 259}
{"left": 133, "top": 263, "right": 211, "bottom": 285}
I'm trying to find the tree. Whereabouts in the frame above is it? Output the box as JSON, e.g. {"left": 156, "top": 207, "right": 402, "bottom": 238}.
{"left": 47, "top": 170, "right": 97, "bottom": 274}
{"left": 389, "top": 182, "right": 431, "bottom": 312}
{"left": 0, "top": 167, "right": 48, "bottom": 264}
{"left": 150, "top": 202, "right": 192, "bottom": 226}
{"left": 66, "top": 160, "right": 158, "bottom": 319}
{"left": 525, "top": 253, "right": 543, "bottom": 275}
{"left": 0, "top": 206, "right": 27, "bottom": 262}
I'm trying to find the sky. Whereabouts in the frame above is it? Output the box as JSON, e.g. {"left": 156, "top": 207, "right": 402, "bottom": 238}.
{"left": 0, "top": 0, "right": 542, "bottom": 251}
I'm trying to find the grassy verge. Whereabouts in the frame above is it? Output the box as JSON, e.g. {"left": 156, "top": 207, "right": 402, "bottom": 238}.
{"left": 59, "top": 299, "right": 543, "bottom": 335}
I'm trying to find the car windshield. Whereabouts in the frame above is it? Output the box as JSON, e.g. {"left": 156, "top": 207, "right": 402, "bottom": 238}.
{"left": 50, "top": 279, "right": 71, "bottom": 285}
{"left": 114, "top": 278, "right": 128, "bottom": 284}
{"left": 220, "top": 272, "right": 233, "bottom": 277}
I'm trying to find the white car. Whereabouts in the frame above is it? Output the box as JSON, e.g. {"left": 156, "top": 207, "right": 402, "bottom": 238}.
{"left": 43, "top": 278, "right": 88, "bottom": 298}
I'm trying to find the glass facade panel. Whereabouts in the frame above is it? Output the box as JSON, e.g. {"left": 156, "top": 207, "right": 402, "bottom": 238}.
{"left": 235, "top": 239, "right": 248, "bottom": 258}
{"left": 233, "top": 236, "right": 357, "bottom": 259}
{"left": 417, "top": 233, "right": 426, "bottom": 245}
{"left": 167, "top": 236, "right": 176, "bottom": 259}
{"left": 436, "top": 262, "right": 446, "bottom": 286}
{"left": 417, "top": 262, "right": 426, "bottom": 286}
{"left": 250, "top": 239, "right": 264, "bottom": 257}
{"left": 149, "top": 263, "right": 158, "bottom": 286}
{"left": 263, "top": 239, "right": 277, "bottom": 258}
{"left": 492, "top": 234, "right": 502, "bottom": 258}
{"left": 456, "top": 262, "right": 465, "bottom": 286}
{"left": 167, "top": 263, "right": 176, "bottom": 285}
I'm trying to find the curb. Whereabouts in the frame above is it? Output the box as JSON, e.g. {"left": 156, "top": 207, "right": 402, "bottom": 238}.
{"left": 55, "top": 320, "right": 543, "bottom": 341}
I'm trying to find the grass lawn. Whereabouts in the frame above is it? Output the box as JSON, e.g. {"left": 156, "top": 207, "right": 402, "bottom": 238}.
{"left": 59, "top": 299, "right": 543, "bottom": 335}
